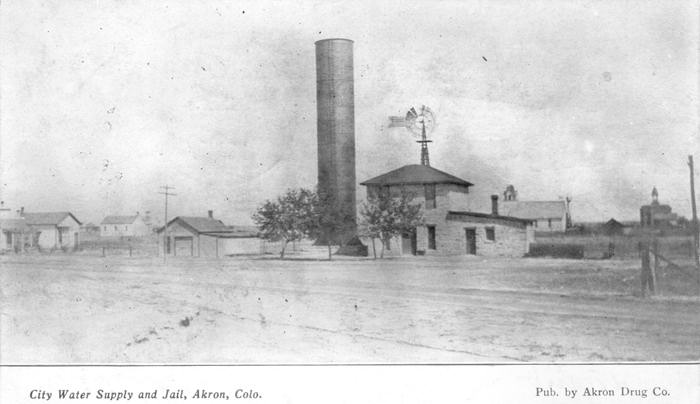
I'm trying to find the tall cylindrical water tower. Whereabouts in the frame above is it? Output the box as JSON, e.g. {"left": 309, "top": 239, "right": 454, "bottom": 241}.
{"left": 315, "top": 38, "right": 357, "bottom": 244}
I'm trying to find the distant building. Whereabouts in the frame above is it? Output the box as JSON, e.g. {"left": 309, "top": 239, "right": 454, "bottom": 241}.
{"left": 360, "top": 164, "right": 534, "bottom": 257}
{"left": 602, "top": 218, "right": 626, "bottom": 236}
{"left": 0, "top": 203, "right": 28, "bottom": 252}
{"left": 23, "top": 211, "right": 82, "bottom": 250}
{"left": 100, "top": 214, "right": 149, "bottom": 237}
{"left": 640, "top": 187, "right": 678, "bottom": 228}
{"left": 156, "top": 211, "right": 261, "bottom": 257}
{"left": 500, "top": 185, "right": 567, "bottom": 232}
{"left": 80, "top": 222, "right": 101, "bottom": 234}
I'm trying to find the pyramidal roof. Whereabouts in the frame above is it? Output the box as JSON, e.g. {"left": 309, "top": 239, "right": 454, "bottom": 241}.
{"left": 360, "top": 164, "right": 473, "bottom": 187}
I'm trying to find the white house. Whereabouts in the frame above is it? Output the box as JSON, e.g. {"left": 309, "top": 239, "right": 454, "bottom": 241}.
{"left": 100, "top": 214, "right": 150, "bottom": 237}
{"left": 23, "top": 212, "right": 82, "bottom": 250}
{"left": 500, "top": 185, "right": 568, "bottom": 232}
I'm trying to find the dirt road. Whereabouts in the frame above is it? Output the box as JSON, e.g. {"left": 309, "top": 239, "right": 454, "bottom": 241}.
{"left": 1, "top": 255, "right": 699, "bottom": 363}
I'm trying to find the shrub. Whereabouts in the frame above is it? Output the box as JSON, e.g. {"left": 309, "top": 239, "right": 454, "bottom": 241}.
{"left": 528, "top": 243, "right": 584, "bottom": 259}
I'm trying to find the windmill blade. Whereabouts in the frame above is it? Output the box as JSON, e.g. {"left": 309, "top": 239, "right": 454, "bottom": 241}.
{"left": 406, "top": 107, "right": 418, "bottom": 120}
{"left": 388, "top": 116, "right": 407, "bottom": 128}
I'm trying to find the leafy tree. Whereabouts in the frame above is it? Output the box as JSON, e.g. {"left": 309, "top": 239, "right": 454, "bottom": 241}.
{"left": 252, "top": 188, "right": 316, "bottom": 259}
{"left": 359, "top": 187, "right": 423, "bottom": 259}
{"left": 307, "top": 190, "right": 350, "bottom": 261}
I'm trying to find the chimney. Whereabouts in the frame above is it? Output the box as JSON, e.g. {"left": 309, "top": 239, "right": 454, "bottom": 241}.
{"left": 491, "top": 195, "right": 499, "bottom": 216}
{"left": 208, "top": 210, "right": 213, "bottom": 219}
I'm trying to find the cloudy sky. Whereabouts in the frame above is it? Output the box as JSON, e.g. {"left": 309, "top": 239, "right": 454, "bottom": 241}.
{"left": 1, "top": 0, "right": 697, "bottom": 225}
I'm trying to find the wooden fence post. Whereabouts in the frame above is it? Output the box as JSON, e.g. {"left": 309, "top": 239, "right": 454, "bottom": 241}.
{"left": 640, "top": 241, "right": 652, "bottom": 297}
{"left": 651, "top": 239, "right": 658, "bottom": 294}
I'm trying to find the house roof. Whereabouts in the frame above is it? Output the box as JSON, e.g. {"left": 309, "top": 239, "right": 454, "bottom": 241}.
{"left": 447, "top": 211, "right": 533, "bottom": 225}
{"left": 360, "top": 164, "right": 473, "bottom": 187}
{"left": 23, "top": 212, "right": 81, "bottom": 226}
{"left": 604, "top": 218, "right": 626, "bottom": 227}
{"left": 157, "top": 216, "right": 231, "bottom": 234}
{"left": 101, "top": 215, "right": 139, "bottom": 225}
{"left": 0, "top": 218, "right": 28, "bottom": 232}
{"left": 500, "top": 201, "right": 566, "bottom": 220}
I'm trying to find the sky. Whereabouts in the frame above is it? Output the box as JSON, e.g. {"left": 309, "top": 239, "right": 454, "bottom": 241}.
{"left": 1, "top": 0, "right": 698, "bottom": 225}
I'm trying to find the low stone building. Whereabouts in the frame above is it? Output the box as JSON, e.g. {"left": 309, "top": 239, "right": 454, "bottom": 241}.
{"left": 360, "top": 164, "right": 534, "bottom": 257}
{"left": 156, "top": 211, "right": 261, "bottom": 257}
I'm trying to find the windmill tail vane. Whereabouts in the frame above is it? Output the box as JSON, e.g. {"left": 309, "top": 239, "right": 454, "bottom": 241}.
{"left": 388, "top": 116, "right": 407, "bottom": 128}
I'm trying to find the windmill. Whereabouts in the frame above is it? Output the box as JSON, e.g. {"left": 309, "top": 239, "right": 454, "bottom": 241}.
{"left": 389, "top": 105, "right": 436, "bottom": 166}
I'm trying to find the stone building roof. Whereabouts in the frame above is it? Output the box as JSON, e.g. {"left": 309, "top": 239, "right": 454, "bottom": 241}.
{"left": 447, "top": 211, "right": 533, "bottom": 227}
{"left": 360, "top": 164, "right": 473, "bottom": 187}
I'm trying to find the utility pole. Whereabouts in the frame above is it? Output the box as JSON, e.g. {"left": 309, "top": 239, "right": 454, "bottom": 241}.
{"left": 689, "top": 157, "right": 700, "bottom": 276}
{"left": 159, "top": 185, "right": 177, "bottom": 263}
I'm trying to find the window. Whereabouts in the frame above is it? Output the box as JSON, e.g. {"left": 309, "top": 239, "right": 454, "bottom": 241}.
{"left": 379, "top": 186, "right": 390, "bottom": 199}
{"left": 124, "top": 225, "right": 128, "bottom": 231}
{"left": 103, "top": 226, "right": 107, "bottom": 231}
{"left": 485, "top": 227, "right": 495, "bottom": 241}
{"left": 114, "top": 225, "right": 118, "bottom": 231}
{"left": 427, "top": 226, "right": 436, "bottom": 250}
{"left": 166, "top": 236, "right": 172, "bottom": 254}
{"left": 424, "top": 184, "right": 436, "bottom": 209}
{"left": 548, "top": 219, "right": 552, "bottom": 228}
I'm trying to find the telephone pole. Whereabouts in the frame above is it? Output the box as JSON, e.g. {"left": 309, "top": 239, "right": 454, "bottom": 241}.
{"left": 159, "top": 185, "right": 177, "bottom": 263}
{"left": 688, "top": 156, "right": 699, "bottom": 281}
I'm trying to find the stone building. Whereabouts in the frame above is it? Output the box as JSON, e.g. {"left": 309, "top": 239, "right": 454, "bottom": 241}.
{"left": 360, "top": 164, "right": 534, "bottom": 257}
{"left": 640, "top": 187, "right": 678, "bottom": 228}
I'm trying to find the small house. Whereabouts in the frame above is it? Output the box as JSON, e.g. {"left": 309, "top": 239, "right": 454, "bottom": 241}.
{"left": 602, "top": 218, "right": 626, "bottom": 236}
{"left": 23, "top": 212, "right": 82, "bottom": 250}
{"left": 156, "top": 211, "right": 261, "bottom": 257}
{"left": 0, "top": 217, "right": 29, "bottom": 252}
{"left": 100, "top": 214, "right": 149, "bottom": 237}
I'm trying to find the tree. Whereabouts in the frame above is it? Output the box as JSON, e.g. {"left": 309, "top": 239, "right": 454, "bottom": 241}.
{"left": 252, "top": 188, "right": 316, "bottom": 259}
{"left": 307, "top": 189, "right": 349, "bottom": 261}
{"left": 359, "top": 188, "right": 423, "bottom": 259}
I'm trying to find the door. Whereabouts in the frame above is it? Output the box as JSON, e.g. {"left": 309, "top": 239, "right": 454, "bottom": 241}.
{"left": 174, "top": 236, "right": 194, "bottom": 256}
{"left": 73, "top": 232, "right": 79, "bottom": 250}
{"left": 465, "top": 228, "right": 477, "bottom": 255}
{"left": 401, "top": 228, "right": 417, "bottom": 255}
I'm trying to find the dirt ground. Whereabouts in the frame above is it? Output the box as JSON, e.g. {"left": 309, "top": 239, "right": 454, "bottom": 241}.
{"left": 1, "top": 254, "right": 699, "bottom": 363}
